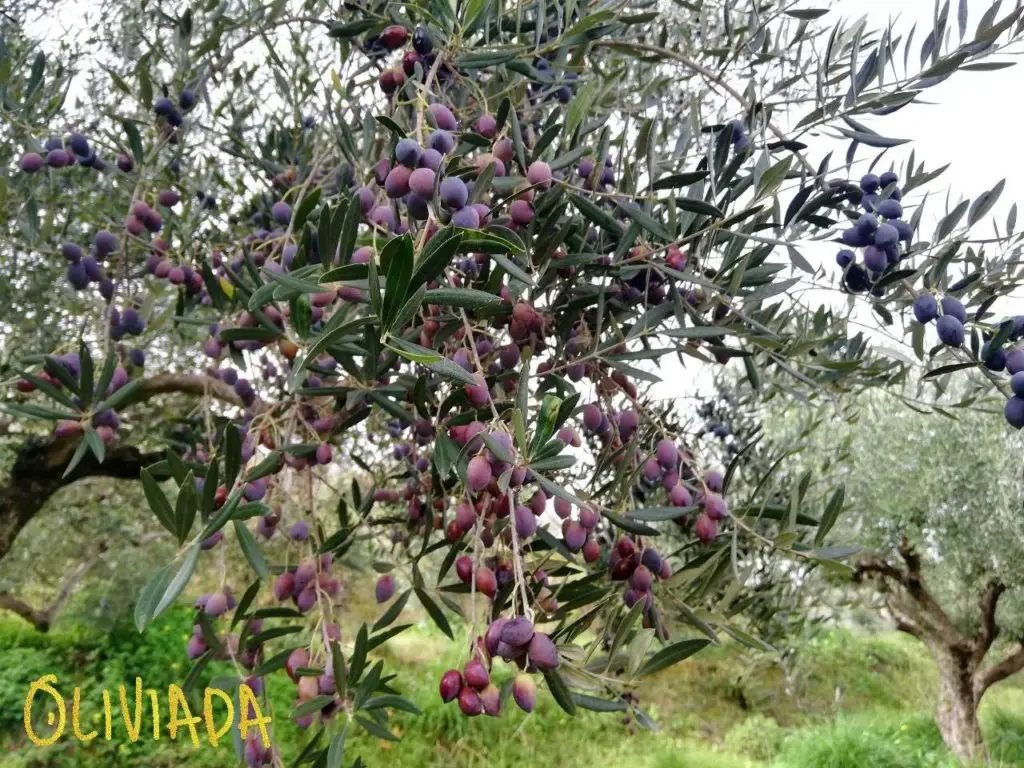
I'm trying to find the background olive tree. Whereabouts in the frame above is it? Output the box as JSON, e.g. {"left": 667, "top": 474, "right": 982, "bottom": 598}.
{"left": 2, "top": 0, "right": 1024, "bottom": 765}
{"left": 757, "top": 386, "right": 1024, "bottom": 761}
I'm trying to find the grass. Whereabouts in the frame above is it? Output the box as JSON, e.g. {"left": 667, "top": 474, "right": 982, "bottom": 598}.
{"left": 0, "top": 600, "right": 1022, "bottom": 767}
{"left": 769, "top": 707, "right": 1024, "bottom": 768}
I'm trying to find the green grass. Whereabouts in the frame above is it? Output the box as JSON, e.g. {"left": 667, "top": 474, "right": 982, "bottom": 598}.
{"left": 769, "top": 707, "right": 1024, "bottom": 768}
{"left": 773, "top": 711, "right": 960, "bottom": 768}
{"left": 0, "top": 608, "right": 1022, "bottom": 767}
{"left": 985, "top": 708, "right": 1024, "bottom": 766}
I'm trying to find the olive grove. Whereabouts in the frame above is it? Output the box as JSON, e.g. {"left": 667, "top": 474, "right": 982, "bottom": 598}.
{"left": 2, "top": 0, "right": 1024, "bottom": 764}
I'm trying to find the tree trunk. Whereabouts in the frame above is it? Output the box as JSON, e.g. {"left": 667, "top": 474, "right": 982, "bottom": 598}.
{"left": 856, "top": 551, "right": 1024, "bottom": 766}
{"left": 0, "top": 374, "right": 241, "bottom": 561}
{"left": 0, "top": 374, "right": 245, "bottom": 630}
{"left": 0, "top": 437, "right": 155, "bottom": 561}
{"left": 935, "top": 648, "right": 986, "bottom": 764}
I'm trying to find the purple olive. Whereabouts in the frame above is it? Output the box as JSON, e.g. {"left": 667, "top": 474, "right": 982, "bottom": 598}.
{"left": 458, "top": 686, "right": 483, "bottom": 716}
{"left": 271, "top": 201, "right": 292, "bottom": 225}
{"left": 500, "top": 616, "right": 535, "bottom": 647}
{"left": 526, "top": 161, "right": 552, "bottom": 188}
{"left": 440, "top": 669, "right": 462, "bottom": 703}
{"left": 512, "top": 674, "right": 536, "bottom": 713}
{"left": 451, "top": 206, "right": 480, "bottom": 229}
{"left": 514, "top": 505, "right": 537, "bottom": 538}
{"left": 562, "top": 520, "right": 586, "bottom": 552}
{"left": 527, "top": 632, "right": 559, "bottom": 670}
{"left": 480, "top": 684, "right": 501, "bottom": 716}
{"left": 409, "top": 167, "right": 436, "bottom": 199}
{"left": 439, "top": 177, "right": 469, "bottom": 210}
{"left": 385, "top": 165, "right": 412, "bottom": 198}
{"left": 467, "top": 456, "right": 492, "bottom": 493}
{"left": 19, "top": 153, "right": 43, "bottom": 173}
{"left": 428, "top": 103, "right": 458, "bottom": 131}
{"left": 464, "top": 658, "right": 490, "bottom": 690}
{"left": 375, "top": 574, "right": 395, "bottom": 603}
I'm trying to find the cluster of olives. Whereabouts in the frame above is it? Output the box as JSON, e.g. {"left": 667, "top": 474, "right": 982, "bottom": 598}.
{"left": 369, "top": 25, "right": 444, "bottom": 93}
{"left": 580, "top": 409, "right": 728, "bottom": 540}
{"left": 446, "top": 423, "right": 601, "bottom": 559}
{"left": 270, "top": 553, "right": 342, "bottom": 614}
{"left": 189, "top": 588, "right": 255, "bottom": 659}
{"left": 108, "top": 302, "right": 146, "bottom": 340}
{"left": 964, "top": 316, "right": 1024, "bottom": 427}
{"left": 909, "top": 285, "right": 1024, "bottom": 429}
{"left": 835, "top": 172, "right": 914, "bottom": 295}
{"left": 15, "top": 351, "right": 138, "bottom": 444}
{"left": 342, "top": 111, "right": 555, "bottom": 235}
{"left": 189, "top": 589, "right": 281, "bottom": 765}
{"left": 152, "top": 88, "right": 197, "bottom": 143}
{"left": 18, "top": 132, "right": 106, "bottom": 173}
{"left": 282, "top": 642, "right": 345, "bottom": 730}
{"left": 189, "top": 581, "right": 274, "bottom": 768}
{"left": 17, "top": 102, "right": 194, "bottom": 296}
{"left": 912, "top": 293, "right": 967, "bottom": 347}
{"left": 54, "top": 188, "right": 186, "bottom": 298}
{"left": 608, "top": 536, "right": 672, "bottom": 634}
{"left": 60, "top": 234, "right": 117, "bottom": 297}
{"left": 439, "top": 615, "right": 558, "bottom": 717}
{"left": 368, "top": 23, "right": 581, "bottom": 106}
{"left": 184, "top": 460, "right": 347, "bottom": 747}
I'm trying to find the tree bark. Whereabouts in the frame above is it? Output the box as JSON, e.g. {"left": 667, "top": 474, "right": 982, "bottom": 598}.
{"left": 0, "top": 548, "right": 104, "bottom": 631}
{"left": 0, "top": 439, "right": 159, "bottom": 561}
{"left": 0, "top": 373, "right": 248, "bottom": 628}
{"left": 0, "top": 373, "right": 242, "bottom": 562}
{"left": 855, "top": 546, "right": 1024, "bottom": 765}
{"left": 975, "top": 643, "right": 1024, "bottom": 704}
{"left": 934, "top": 646, "right": 986, "bottom": 763}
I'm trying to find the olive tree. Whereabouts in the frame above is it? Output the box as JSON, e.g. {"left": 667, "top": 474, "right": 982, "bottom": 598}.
{"left": 853, "top": 404, "right": 1024, "bottom": 761}
{"left": 2, "top": 0, "right": 1024, "bottom": 764}
{"left": 761, "top": 392, "right": 1024, "bottom": 761}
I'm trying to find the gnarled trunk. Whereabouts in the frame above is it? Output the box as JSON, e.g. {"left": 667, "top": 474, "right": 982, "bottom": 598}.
{"left": 934, "top": 648, "right": 985, "bottom": 764}
{"left": 0, "top": 374, "right": 243, "bottom": 629}
{"left": 0, "top": 374, "right": 242, "bottom": 561}
{"left": 854, "top": 550, "right": 1024, "bottom": 767}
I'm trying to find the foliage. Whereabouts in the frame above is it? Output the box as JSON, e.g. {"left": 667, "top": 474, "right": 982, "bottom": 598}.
{"left": 772, "top": 708, "right": 1024, "bottom": 768}
{"left": 774, "top": 711, "right": 962, "bottom": 768}
{"left": 0, "top": 607, "right": 213, "bottom": 760}
{"left": 2, "top": 0, "right": 1024, "bottom": 763}
{"left": 749, "top": 382, "right": 1024, "bottom": 760}
{"left": 0, "top": 475, "right": 174, "bottom": 623}
{"left": 768, "top": 394, "right": 1024, "bottom": 635}
{"left": 722, "top": 713, "right": 784, "bottom": 761}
